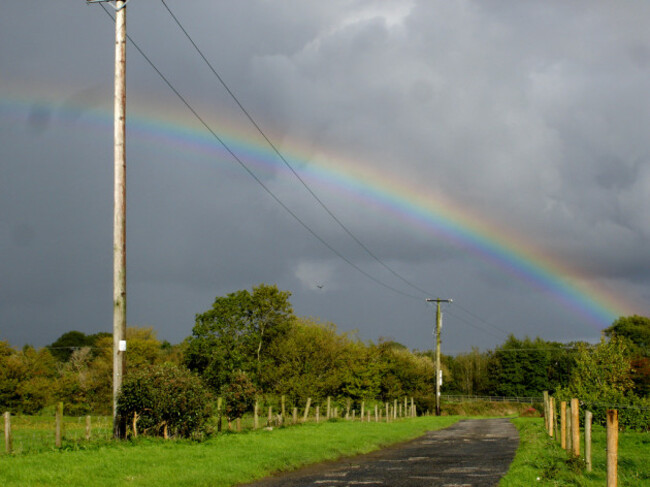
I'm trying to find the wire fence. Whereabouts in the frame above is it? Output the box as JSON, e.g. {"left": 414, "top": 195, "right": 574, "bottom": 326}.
{"left": 441, "top": 395, "right": 543, "bottom": 404}
{"left": 1, "top": 414, "right": 113, "bottom": 455}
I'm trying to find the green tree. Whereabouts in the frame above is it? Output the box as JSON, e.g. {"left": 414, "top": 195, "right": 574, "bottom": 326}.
{"left": 47, "top": 331, "right": 91, "bottom": 362}
{"left": 125, "top": 326, "right": 163, "bottom": 371}
{"left": 562, "top": 335, "right": 633, "bottom": 403}
{"left": 263, "top": 318, "right": 350, "bottom": 400}
{"left": 605, "top": 315, "right": 650, "bottom": 396}
{"left": 605, "top": 315, "right": 650, "bottom": 356}
{"left": 185, "top": 284, "right": 294, "bottom": 392}
{"left": 340, "top": 340, "right": 382, "bottom": 401}
{"left": 375, "top": 340, "right": 436, "bottom": 401}
{"left": 0, "top": 343, "right": 58, "bottom": 414}
{"left": 445, "top": 347, "right": 490, "bottom": 395}
{"left": 487, "top": 335, "right": 558, "bottom": 397}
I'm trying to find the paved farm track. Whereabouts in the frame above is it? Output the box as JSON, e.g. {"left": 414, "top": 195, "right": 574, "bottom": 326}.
{"left": 240, "top": 418, "right": 519, "bottom": 487}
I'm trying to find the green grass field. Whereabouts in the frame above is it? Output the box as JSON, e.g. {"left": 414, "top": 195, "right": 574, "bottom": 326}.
{"left": 0, "top": 416, "right": 458, "bottom": 487}
{"left": 500, "top": 417, "right": 650, "bottom": 486}
{"left": 4, "top": 413, "right": 648, "bottom": 486}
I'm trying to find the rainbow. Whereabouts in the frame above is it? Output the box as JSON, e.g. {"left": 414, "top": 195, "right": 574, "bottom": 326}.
{"left": 1, "top": 88, "right": 640, "bottom": 329}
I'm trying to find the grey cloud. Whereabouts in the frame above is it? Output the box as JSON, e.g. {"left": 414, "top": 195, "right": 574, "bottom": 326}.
{"left": 2, "top": 1, "right": 649, "bottom": 352}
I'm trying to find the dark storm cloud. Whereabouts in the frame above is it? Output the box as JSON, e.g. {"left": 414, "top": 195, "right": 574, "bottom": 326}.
{"left": 2, "top": 1, "right": 649, "bottom": 352}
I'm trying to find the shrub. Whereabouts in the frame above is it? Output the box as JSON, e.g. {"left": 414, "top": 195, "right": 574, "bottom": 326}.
{"left": 223, "top": 372, "right": 257, "bottom": 421}
{"left": 117, "top": 363, "right": 212, "bottom": 438}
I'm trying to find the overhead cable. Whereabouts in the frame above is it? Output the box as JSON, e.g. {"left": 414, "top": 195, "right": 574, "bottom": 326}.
{"left": 159, "top": 0, "right": 434, "bottom": 300}
{"left": 98, "top": 4, "right": 422, "bottom": 302}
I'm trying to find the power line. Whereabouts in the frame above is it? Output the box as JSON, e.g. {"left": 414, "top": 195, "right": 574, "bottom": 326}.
{"left": 453, "top": 303, "right": 511, "bottom": 336}
{"left": 98, "top": 5, "right": 524, "bottom": 341}
{"left": 436, "top": 307, "right": 505, "bottom": 340}
{"left": 157, "top": 1, "right": 521, "bottom": 341}
{"left": 158, "top": 0, "right": 434, "bottom": 300}
{"left": 98, "top": 4, "right": 422, "bottom": 303}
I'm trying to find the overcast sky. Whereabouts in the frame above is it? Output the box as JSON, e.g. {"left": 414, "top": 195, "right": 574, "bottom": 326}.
{"left": 2, "top": 1, "right": 649, "bottom": 353}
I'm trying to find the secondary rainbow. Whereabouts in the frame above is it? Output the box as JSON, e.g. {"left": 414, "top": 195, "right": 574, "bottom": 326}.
{"left": 1, "top": 93, "right": 635, "bottom": 328}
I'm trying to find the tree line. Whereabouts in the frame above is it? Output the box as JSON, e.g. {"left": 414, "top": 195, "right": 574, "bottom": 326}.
{"left": 1, "top": 284, "right": 648, "bottom": 423}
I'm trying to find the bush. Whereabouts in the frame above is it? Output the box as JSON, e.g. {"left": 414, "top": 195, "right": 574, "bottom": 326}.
{"left": 117, "top": 363, "right": 212, "bottom": 438}
{"left": 223, "top": 372, "right": 257, "bottom": 421}
{"left": 580, "top": 397, "right": 650, "bottom": 432}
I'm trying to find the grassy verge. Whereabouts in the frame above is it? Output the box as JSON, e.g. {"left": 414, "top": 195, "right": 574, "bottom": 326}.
{"left": 500, "top": 417, "right": 650, "bottom": 486}
{"left": 0, "top": 416, "right": 458, "bottom": 487}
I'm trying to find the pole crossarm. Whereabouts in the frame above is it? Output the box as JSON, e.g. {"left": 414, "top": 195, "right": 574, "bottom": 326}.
{"left": 86, "top": 0, "right": 129, "bottom": 11}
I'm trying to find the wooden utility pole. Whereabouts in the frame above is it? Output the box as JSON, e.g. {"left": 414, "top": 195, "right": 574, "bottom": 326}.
{"left": 426, "top": 298, "right": 452, "bottom": 416}
{"left": 86, "top": 0, "right": 127, "bottom": 440}
{"left": 112, "top": 0, "right": 127, "bottom": 440}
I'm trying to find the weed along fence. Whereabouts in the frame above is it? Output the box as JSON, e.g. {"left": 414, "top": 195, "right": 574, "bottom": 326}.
{"left": 541, "top": 391, "right": 650, "bottom": 487}
{"left": 2, "top": 396, "right": 420, "bottom": 454}
{"left": 219, "top": 395, "right": 420, "bottom": 433}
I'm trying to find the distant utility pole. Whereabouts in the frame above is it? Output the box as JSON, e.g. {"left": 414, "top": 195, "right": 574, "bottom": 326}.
{"left": 426, "top": 298, "right": 452, "bottom": 416}
{"left": 86, "top": 0, "right": 127, "bottom": 439}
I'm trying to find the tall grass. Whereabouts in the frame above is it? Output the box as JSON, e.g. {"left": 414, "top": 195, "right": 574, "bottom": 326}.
{"left": 0, "top": 416, "right": 458, "bottom": 487}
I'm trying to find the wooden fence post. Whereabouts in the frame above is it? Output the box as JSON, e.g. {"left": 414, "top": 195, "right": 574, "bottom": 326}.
{"left": 571, "top": 398, "right": 580, "bottom": 457}
{"left": 316, "top": 405, "right": 320, "bottom": 423}
{"left": 385, "top": 403, "right": 389, "bottom": 423}
{"left": 86, "top": 415, "right": 91, "bottom": 441}
{"left": 326, "top": 396, "right": 331, "bottom": 419}
{"left": 254, "top": 401, "right": 259, "bottom": 430}
{"left": 217, "top": 397, "right": 223, "bottom": 432}
{"left": 585, "top": 410, "right": 593, "bottom": 472}
{"left": 607, "top": 410, "right": 618, "bottom": 487}
{"left": 548, "top": 397, "right": 554, "bottom": 438}
{"left": 267, "top": 406, "right": 272, "bottom": 427}
{"left": 292, "top": 407, "right": 298, "bottom": 424}
{"left": 411, "top": 397, "right": 415, "bottom": 417}
{"left": 361, "top": 401, "right": 365, "bottom": 421}
{"left": 375, "top": 404, "right": 379, "bottom": 422}
{"left": 281, "top": 395, "right": 286, "bottom": 420}
{"left": 566, "top": 405, "right": 572, "bottom": 453}
{"left": 393, "top": 400, "right": 398, "bottom": 419}
{"left": 303, "top": 398, "right": 312, "bottom": 422}
{"left": 560, "top": 401, "right": 566, "bottom": 450}
{"left": 55, "top": 402, "right": 63, "bottom": 448}
{"left": 543, "top": 391, "right": 549, "bottom": 433}
{"left": 4, "top": 412, "right": 11, "bottom": 454}
{"left": 553, "top": 398, "right": 559, "bottom": 440}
